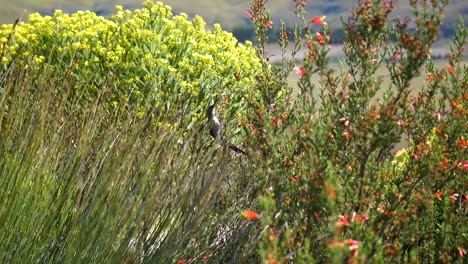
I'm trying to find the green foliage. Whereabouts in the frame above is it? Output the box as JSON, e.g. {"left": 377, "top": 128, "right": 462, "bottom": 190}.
{"left": 244, "top": 0, "right": 467, "bottom": 262}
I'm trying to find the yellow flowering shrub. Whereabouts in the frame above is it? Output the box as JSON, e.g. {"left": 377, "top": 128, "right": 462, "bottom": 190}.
{"left": 0, "top": 0, "right": 262, "bottom": 129}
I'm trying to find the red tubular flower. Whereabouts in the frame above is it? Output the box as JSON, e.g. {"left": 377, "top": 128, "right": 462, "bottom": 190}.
{"left": 447, "top": 65, "right": 455, "bottom": 74}
{"left": 351, "top": 212, "right": 369, "bottom": 224}
{"left": 396, "top": 119, "right": 406, "bottom": 126}
{"left": 342, "top": 130, "right": 352, "bottom": 139}
{"left": 434, "top": 191, "right": 443, "bottom": 200}
{"left": 245, "top": 11, "right": 254, "bottom": 21}
{"left": 450, "top": 193, "right": 459, "bottom": 201}
{"left": 337, "top": 215, "right": 349, "bottom": 227}
{"left": 425, "top": 73, "right": 436, "bottom": 81}
{"left": 264, "top": 20, "right": 273, "bottom": 28}
{"left": 340, "top": 117, "right": 350, "bottom": 126}
{"left": 293, "top": 66, "right": 306, "bottom": 76}
{"left": 315, "top": 32, "right": 326, "bottom": 45}
{"left": 242, "top": 210, "right": 260, "bottom": 220}
{"left": 458, "top": 161, "right": 468, "bottom": 170}
{"left": 346, "top": 239, "right": 359, "bottom": 255}
{"left": 459, "top": 247, "right": 466, "bottom": 257}
{"left": 392, "top": 51, "right": 401, "bottom": 64}
{"left": 290, "top": 176, "right": 300, "bottom": 182}
{"left": 378, "top": 205, "right": 395, "bottom": 215}
{"left": 311, "top": 16, "right": 327, "bottom": 25}
{"left": 460, "top": 138, "right": 467, "bottom": 148}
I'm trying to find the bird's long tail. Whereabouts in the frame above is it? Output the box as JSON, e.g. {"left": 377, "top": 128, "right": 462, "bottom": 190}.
{"left": 228, "top": 143, "right": 247, "bottom": 156}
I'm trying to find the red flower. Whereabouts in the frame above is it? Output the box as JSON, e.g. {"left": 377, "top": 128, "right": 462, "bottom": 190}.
{"left": 264, "top": 20, "right": 273, "bottom": 28}
{"left": 293, "top": 66, "right": 306, "bottom": 76}
{"left": 447, "top": 65, "right": 455, "bottom": 74}
{"left": 336, "top": 215, "right": 349, "bottom": 227}
{"left": 315, "top": 32, "right": 326, "bottom": 45}
{"left": 351, "top": 212, "right": 369, "bottom": 224}
{"left": 450, "top": 193, "right": 459, "bottom": 201}
{"left": 396, "top": 119, "right": 406, "bottom": 126}
{"left": 311, "top": 16, "right": 327, "bottom": 25}
{"left": 392, "top": 51, "right": 401, "bottom": 64}
{"left": 346, "top": 239, "right": 359, "bottom": 255}
{"left": 434, "top": 191, "right": 443, "bottom": 200}
{"left": 460, "top": 138, "right": 467, "bottom": 148}
{"left": 340, "top": 117, "right": 350, "bottom": 126}
{"left": 245, "top": 11, "right": 254, "bottom": 21}
{"left": 290, "top": 176, "right": 300, "bottom": 182}
{"left": 242, "top": 210, "right": 260, "bottom": 220}
{"left": 342, "top": 130, "right": 352, "bottom": 139}
{"left": 457, "top": 161, "right": 468, "bottom": 170}
{"left": 272, "top": 117, "right": 282, "bottom": 127}
{"left": 177, "top": 260, "right": 186, "bottom": 264}
{"left": 425, "top": 73, "right": 436, "bottom": 81}
{"left": 378, "top": 205, "right": 395, "bottom": 215}
{"left": 459, "top": 247, "right": 466, "bottom": 257}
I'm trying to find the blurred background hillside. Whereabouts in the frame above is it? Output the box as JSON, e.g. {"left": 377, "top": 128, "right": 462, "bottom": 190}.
{"left": 1, "top": 0, "right": 466, "bottom": 48}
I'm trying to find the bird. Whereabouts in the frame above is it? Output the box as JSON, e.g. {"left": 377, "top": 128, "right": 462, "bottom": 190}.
{"left": 206, "top": 100, "right": 247, "bottom": 155}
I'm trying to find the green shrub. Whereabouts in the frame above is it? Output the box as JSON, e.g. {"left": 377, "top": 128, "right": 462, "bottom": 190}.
{"left": 0, "top": 0, "right": 262, "bottom": 128}
{"left": 243, "top": 0, "right": 467, "bottom": 263}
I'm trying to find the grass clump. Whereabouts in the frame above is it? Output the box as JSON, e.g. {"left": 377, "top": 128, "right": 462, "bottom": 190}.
{"left": 0, "top": 1, "right": 263, "bottom": 262}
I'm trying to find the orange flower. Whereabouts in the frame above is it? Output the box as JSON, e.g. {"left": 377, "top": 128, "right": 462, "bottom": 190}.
{"left": 271, "top": 117, "right": 282, "bottom": 127}
{"left": 351, "top": 212, "right": 369, "bottom": 224}
{"left": 460, "top": 137, "right": 467, "bottom": 148}
{"left": 425, "top": 73, "right": 436, "bottom": 82}
{"left": 377, "top": 205, "right": 395, "bottom": 215}
{"left": 242, "top": 210, "right": 260, "bottom": 220}
{"left": 447, "top": 65, "right": 455, "bottom": 74}
{"left": 311, "top": 16, "right": 327, "bottom": 25}
{"left": 316, "top": 32, "right": 326, "bottom": 45}
{"left": 264, "top": 20, "right": 273, "bottom": 28}
{"left": 290, "top": 176, "right": 300, "bottom": 182}
{"left": 434, "top": 191, "right": 443, "bottom": 200}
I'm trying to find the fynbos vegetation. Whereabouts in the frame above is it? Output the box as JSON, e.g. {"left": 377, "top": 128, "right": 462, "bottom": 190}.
{"left": 0, "top": 0, "right": 466, "bottom": 263}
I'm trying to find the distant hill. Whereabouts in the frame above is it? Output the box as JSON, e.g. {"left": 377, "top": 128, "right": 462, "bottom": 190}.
{"left": 1, "top": 0, "right": 466, "bottom": 43}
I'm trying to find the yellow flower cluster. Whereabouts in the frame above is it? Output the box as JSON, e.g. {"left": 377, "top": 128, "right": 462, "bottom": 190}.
{"left": 0, "top": 0, "right": 262, "bottom": 129}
